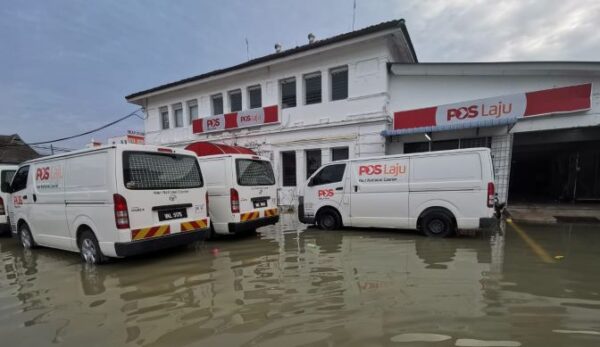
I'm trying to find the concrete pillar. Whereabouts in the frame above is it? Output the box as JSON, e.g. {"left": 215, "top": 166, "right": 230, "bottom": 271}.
{"left": 321, "top": 148, "right": 331, "bottom": 165}
{"left": 322, "top": 69, "right": 330, "bottom": 102}
{"left": 295, "top": 149, "right": 306, "bottom": 188}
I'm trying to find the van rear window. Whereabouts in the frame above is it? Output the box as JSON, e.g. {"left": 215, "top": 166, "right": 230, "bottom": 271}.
{"left": 123, "top": 151, "right": 203, "bottom": 190}
{"left": 1, "top": 170, "right": 15, "bottom": 192}
{"left": 236, "top": 159, "right": 275, "bottom": 186}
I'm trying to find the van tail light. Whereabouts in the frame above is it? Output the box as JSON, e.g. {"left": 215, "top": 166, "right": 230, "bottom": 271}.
{"left": 0, "top": 197, "right": 5, "bottom": 215}
{"left": 230, "top": 188, "right": 240, "bottom": 213}
{"left": 487, "top": 182, "right": 495, "bottom": 208}
{"left": 113, "top": 194, "right": 130, "bottom": 229}
{"left": 205, "top": 191, "right": 210, "bottom": 213}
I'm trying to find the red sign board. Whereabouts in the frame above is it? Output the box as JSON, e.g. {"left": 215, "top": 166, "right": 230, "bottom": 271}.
{"left": 192, "top": 105, "right": 278, "bottom": 134}
{"left": 393, "top": 83, "right": 592, "bottom": 131}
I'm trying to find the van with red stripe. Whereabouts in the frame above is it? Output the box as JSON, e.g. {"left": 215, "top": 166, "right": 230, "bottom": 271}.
{"left": 4, "top": 144, "right": 209, "bottom": 264}
{"left": 185, "top": 142, "right": 279, "bottom": 238}
{"left": 0, "top": 164, "right": 17, "bottom": 235}
{"left": 298, "top": 148, "right": 497, "bottom": 237}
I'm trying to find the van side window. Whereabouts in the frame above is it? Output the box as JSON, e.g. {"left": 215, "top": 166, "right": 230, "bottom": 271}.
{"left": 311, "top": 164, "right": 345, "bottom": 186}
{"left": 1, "top": 170, "right": 16, "bottom": 192}
{"left": 11, "top": 166, "right": 29, "bottom": 192}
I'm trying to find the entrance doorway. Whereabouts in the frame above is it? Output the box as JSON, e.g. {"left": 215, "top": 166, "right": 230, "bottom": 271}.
{"left": 509, "top": 128, "right": 600, "bottom": 203}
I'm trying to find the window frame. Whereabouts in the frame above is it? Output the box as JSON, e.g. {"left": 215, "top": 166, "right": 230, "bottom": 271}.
{"left": 228, "top": 89, "right": 242, "bottom": 112}
{"left": 281, "top": 151, "right": 297, "bottom": 187}
{"left": 280, "top": 77, "right": 297, "bottom": 109}
{"left": 187, "top": 99, "right": 198, "bottom": 125}
{"left": 10, "top": 165, "right": 29, "bottom": 193}
{"left": 247, "top": 85, "right": 262, "bottom": 109}
{"left": 173, "top": 103, "right": 183, "bottom": 128}
{"left": 160, "top": 107, "right": 170, "bottom": 129}
{"left": 303, "top": 71, "right": 322, "bottom": 105}
{"left": 211, "top": 93, "right": 223, "bottom": 116}
{"left": 331, "top": 147, "right": 349, "bottom": 161}
{"left": 330, "top": 65, "right": 349, "bottom": 101}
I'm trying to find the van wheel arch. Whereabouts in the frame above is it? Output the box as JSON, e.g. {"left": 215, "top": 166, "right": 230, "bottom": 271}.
{"left": 417, "top": 207, "right": 457, "bottom": 237}
{"left": 315, "top": 206, "right": 343, "bottom": 230}
{"left": 76, "top": 225, "right": 94, "bottom": 244}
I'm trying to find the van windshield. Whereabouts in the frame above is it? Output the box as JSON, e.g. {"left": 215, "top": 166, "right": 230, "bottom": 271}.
{"left": 1, "top": 170, "right": 15, "bottom": 192}
{"left": 123, "top": 151, "right": 203, "bottom": 190}
{"left": 236, "top": 159, "right": 275, "bottom": 186}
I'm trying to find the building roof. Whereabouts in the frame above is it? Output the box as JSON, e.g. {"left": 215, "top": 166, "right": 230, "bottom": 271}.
{"left": 126, "top": 19, "right": 417, "bottom": 102}
{"left": 0, "top": 134, "right": 40, "bottom": 164}
{"left": 389, "top": 61, "right": 600, "bottom": 76}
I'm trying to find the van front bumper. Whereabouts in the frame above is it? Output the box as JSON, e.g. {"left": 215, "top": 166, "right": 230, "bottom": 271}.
{"left": 228, "top": 215, "right": 279, "bottom": 233}
{"left": 297, "top": 197, "right": 315, "bottom": 224}
{"left": 114, "top": 228, "right": 208, "bottom": 257}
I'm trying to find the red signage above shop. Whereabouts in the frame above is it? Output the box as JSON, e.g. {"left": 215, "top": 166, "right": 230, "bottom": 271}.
{"left": 392, "top": 83, "right": 592, "bottom": 133}
{"left": 192, "top": 105, "right": 279, "bottom": 134}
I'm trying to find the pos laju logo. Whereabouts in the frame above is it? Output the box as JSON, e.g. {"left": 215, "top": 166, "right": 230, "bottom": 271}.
{"left": 318, "top": 189, "right": 334, "bottom": 199}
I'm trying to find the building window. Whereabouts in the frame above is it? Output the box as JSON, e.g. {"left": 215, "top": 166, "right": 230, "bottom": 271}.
{"left": 248, "top": 85, "right": 262, "bottom": 109}
{"left": 304, "top": 72, "right": 322, "bottom": 104}
{"left": 330, "top": 66, "right": 348, "bottom": 101}
{"left": 461, "top": 137, "right": 492, "bottom": 149}
{"left": 404, "top": 142, "right": 430, "bottom": 153}
{"left": 160, "top": 107, "right": 169, "bottom": 129}
{"left": 187, "top": 100, "right": 198, "bottom": 125}
{"left": 211, "top": 94, "right": 223, "bottom": 115}
{"left": 173, "top": 103, "right": 183, "bottom": 128}
{"left": 331, "top": 147, "right": 349, "bottom": 161}
{"left": 280, "top": 78, "right": 296, "bottom": 109}
{"left": 281, "top": 151, "right": 296, "bottom": 187}
{"left": 403, "top": 137, "right": 492, "bottom": 154}
{"left": 306, "top": 149, "right": 321, "bottom": 178}
{"left": 229, "top": 89, "right": 242, "bottom": 112}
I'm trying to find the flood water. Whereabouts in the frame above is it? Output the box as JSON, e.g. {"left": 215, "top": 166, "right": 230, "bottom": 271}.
{"left": 1, "top": 215, "right": 600, "bottom": 347}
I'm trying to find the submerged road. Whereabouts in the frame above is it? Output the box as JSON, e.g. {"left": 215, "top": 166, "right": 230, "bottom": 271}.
{"left": 1, "top": 214, "right": 599, "bottom": 346}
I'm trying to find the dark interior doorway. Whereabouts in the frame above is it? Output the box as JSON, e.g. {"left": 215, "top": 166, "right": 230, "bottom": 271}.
{"left": 509, "top": 128, "right": 600, "bottom": 203}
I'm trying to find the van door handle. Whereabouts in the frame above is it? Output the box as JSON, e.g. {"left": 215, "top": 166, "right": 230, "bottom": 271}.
{"left": 22, "top": 195, "right": 27, "bottom": 200}
{"left": 33, "top": 194, "right": 37, "bottom": 202}
{"left": 354, "top": 186, "right": 358, "bottom": 192}
{"left": 335, "top": 187, "right": 343, "bottom": 191}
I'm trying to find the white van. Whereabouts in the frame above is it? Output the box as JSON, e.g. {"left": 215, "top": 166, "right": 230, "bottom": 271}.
{"left": 0, "top": 164, "right": 18, "bottom": 235}
{"left": 185, "top": 142, "right": 279, "bottom": 238}
{"left": 298, "top": 148, "right": 497, "bottom": 237}
{"left": 4, "top": 144, "right": 210, "bottom": 264}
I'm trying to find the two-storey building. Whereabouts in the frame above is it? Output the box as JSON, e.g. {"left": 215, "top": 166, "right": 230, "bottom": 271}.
{"left": 126, "top": 20, "right": 417, "bottom": 206}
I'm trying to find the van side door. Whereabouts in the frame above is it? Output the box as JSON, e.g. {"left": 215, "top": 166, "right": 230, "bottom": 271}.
{"left": 349, "top": 158, "right": 410, "bottom": 229}
{"left": 304, "top": 163, "right": 347, "bottom": 218}
{"left": 30, "top": 161, "right": 70, "bottom": 249}
{"left": 9, "top": 165, "right": 31, "bottom": 233}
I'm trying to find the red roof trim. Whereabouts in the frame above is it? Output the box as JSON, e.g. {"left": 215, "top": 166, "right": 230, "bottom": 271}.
{"left": 185, "top": 142, "right": 257, "bottom": 157}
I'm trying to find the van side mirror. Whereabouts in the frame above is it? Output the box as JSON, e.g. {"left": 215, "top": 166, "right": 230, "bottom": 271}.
{"left": 1, "top": 182, "right": 11, "bottom": 193}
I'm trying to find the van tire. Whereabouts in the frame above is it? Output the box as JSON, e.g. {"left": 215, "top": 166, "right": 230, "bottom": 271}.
{"left": 421, "top": 210, "right": 455, "bottom": 238}
{"left": 316, "top": 209, "right": 341, "bottom": 230}
{"left": 78, "top": 230, "right": 107, "bottom": 265}
{"left": 19, "top": 224, "right": 36, "bottom": 249}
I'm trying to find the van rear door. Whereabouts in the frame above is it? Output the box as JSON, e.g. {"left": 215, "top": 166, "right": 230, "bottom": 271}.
{"left": 234, "top": 157, "right": 277, "bottom": 214}
{"left": 119, "top": 150, "right": 207, "bottom": 240}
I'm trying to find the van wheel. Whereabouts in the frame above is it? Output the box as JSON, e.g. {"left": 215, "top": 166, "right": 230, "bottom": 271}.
{"left": 317, "top": 209, "right": 341, "bottom": 230}
{"left": 422, "top": 211, "right": 454, "bottom": 238}
{"left": 19, "top": 224, "right": 36, "bottom": 249}
{"left": 78, "top": 230, "right": 107, "bottom": 265}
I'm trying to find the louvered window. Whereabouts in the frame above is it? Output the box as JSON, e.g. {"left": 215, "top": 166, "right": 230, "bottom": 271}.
{"left": 330, "top": 66, "right": 348, "bottom": 101}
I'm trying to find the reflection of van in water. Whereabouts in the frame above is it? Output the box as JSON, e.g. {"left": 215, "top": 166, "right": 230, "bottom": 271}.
{"left": 0, "top": 164, "right": 17, "bottom": 234}
{"left": 299, "top": 148, "right": 497, "bottom": 237}
{"left": 185, "top": 142, "right": 279, "bottom": 238}
{"left": 4, "top": 144, "right": 209, "bottom": 264}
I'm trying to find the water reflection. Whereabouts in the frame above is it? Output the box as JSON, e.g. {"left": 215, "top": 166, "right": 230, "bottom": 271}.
{"left": 0, "top": 218, "right": 599, "bottom": 346}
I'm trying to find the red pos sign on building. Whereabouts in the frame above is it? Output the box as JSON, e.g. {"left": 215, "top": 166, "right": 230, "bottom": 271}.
{"left": 192, "top": 105, "right": 279, "bottom": 134}
{"left": 391, "top": 83, "right": 592, "bottom": 133}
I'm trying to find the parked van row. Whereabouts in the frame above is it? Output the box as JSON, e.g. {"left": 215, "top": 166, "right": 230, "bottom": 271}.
{"left": 3, "top": 143, "right": 279, "bottom": 265}
{"left": 299, "top": 148, "right": 497, "bottom": 237}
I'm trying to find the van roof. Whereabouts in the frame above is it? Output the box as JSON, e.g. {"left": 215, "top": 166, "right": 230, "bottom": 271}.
{"left": 19, "top": 144, "right": 193, "bottom": 165}
{"left": 333, "top": 147, "right": 491, "bottom": 164}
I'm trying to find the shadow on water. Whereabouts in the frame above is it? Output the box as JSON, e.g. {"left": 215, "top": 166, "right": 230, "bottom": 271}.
{"left": 0, "top": 219, "right": 599, "bottom": 346}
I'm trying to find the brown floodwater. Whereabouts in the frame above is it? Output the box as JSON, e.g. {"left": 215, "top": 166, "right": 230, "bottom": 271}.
{"left": 1, "top": 215, "right": 600, "bottom": 347}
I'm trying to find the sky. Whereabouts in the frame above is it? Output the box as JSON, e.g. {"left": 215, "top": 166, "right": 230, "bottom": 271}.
{"left": 1, "top": 0, "right": 599, "bottom": 152}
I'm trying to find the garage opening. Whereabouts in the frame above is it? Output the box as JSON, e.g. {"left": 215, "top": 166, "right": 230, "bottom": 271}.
{"left": 509, "top": 127, "right": 600, "bottom": 203}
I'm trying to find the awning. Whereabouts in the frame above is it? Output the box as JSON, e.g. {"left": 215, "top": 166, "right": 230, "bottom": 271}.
{"left": 383, "top": 83, "right": 592, "bottom": 137}
{"left": 185, "top": 142, "right": 256, "bottom": 157}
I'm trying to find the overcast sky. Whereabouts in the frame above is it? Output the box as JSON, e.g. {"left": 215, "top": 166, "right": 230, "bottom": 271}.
{"left": 2, "top": 0, "right": 599, "bottom": 151}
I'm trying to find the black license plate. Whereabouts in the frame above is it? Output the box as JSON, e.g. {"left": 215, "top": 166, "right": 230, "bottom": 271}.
{"left": 158, "top": 208, "right": 187, "bottom": 221}
{"left": 253, "top": 200, "right": 268, "bottom": 208}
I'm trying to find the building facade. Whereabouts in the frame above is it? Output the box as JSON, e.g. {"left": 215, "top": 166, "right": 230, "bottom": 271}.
{"left": 126, "top": 19, "right": 600, "bottom": 207}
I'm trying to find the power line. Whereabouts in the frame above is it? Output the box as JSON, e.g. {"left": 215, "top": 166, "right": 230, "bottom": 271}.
{"left": 27, "top": 108, "right": 144, "bottom": 145}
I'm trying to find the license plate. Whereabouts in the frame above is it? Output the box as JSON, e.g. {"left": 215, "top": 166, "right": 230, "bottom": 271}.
{"left": 158, "top": 208, "right": 187, "bottom": 221}
{"left": 253, "top": 200, "right": 267, "bottom": 208}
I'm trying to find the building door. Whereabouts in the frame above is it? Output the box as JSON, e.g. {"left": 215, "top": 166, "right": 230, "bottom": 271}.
{"left": 509, "top": 128, "right": 600, "bottom": 203}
